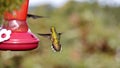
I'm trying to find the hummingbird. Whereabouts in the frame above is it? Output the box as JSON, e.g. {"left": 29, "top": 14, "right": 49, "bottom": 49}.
{"left": 27, "top": 14, "right": 48, "bottom": 19}
{"left": 37, "top": 26, "right": 62, "bottom": 52}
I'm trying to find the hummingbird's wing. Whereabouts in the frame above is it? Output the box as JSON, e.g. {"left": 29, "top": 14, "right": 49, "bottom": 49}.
{"left": 58, "top": 33, "right": 62, "bottom": 35}
{"left": 27, "top": 14, "right": 47, "bottom": 19}
{"left": 37, "top": 33, "right": 51, "bottom": 39}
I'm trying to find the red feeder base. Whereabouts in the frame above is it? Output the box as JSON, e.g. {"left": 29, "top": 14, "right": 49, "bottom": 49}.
{"left": 0, "top": 32, "right": 39, "bottom": 51}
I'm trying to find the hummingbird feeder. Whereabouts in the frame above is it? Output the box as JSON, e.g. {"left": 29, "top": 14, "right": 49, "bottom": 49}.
{"left": 0, "top": 0, "right": 39, "bottom": 51}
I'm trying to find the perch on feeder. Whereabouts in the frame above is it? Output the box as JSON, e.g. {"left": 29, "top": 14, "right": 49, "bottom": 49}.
{"left": 0, "top": 0, "right": 39, "bottom": 51}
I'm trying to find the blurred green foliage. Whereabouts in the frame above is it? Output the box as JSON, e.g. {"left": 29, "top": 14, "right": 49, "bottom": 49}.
{"left": 0, "top": 0, "right": 23, "bottom": 24}
{"left": 1, "top": 0, "right": 120, "bottom": 68}
{"left": 0, "top": 0, "right": 23, "bottom": 15}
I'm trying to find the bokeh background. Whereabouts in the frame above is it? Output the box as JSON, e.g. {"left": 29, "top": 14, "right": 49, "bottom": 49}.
{"left": 1, "top": 0, "right": 120, "bottom": 68}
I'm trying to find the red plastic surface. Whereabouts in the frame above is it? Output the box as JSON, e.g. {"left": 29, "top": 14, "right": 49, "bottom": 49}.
{"left": 4, "top": 0, "right": 29, "bottom": 20}
{"left": 0, "top": 0, "right": 40, "bottom": 51}
{"left": 0, "top": 32, "right": 39, "bottom": 51}
{"left": 3, "top": 20, "right": 28, "bottom": 32}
